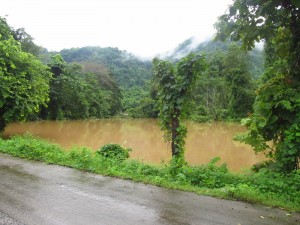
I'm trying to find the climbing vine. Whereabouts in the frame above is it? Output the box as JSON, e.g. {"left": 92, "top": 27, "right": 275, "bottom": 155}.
{"left": 152, "top": 53, "right": 206, "bottom": 167}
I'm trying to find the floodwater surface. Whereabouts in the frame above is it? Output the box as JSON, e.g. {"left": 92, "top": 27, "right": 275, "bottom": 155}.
{"left": 3, "top": 119, "right": 264, "bottom": 171}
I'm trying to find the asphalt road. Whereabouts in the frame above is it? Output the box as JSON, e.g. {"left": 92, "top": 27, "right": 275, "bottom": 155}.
{"left": 0, "top": 154, "right": 299, "bottom": 225}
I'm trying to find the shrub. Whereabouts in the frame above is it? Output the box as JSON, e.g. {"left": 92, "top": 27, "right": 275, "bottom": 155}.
{"left": 97, "top": 144, "right": 131, "bottom": 160}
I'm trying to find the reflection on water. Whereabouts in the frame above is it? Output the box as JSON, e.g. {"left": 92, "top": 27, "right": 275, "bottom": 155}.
{"left": 3, "top": 119, "right": 264, "bottom": 171}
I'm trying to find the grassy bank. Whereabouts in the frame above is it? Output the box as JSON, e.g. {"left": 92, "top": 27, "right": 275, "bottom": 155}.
{"left": 0, "top": 134, "right": 299, "bottom": 212}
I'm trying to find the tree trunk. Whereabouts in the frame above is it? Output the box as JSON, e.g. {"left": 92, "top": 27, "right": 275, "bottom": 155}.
{"left": 171, "top": 107, "right": 180, "bottom": 157}
{"left": 0, "top": 108, "right": 6, "bottom": 133}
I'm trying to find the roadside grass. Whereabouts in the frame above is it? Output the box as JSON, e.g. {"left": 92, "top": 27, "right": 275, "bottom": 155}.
{"left": 0, "top": 134, "right": 299, "bottom": 212}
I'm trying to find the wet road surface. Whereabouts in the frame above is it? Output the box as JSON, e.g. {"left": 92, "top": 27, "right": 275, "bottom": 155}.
{"left": 0, "top": 154, "right": 299, "bottom": 225}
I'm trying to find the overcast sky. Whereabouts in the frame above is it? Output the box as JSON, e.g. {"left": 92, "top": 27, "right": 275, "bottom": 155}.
{"left": 1, "top": 0, "right": 232, "bottom": 58}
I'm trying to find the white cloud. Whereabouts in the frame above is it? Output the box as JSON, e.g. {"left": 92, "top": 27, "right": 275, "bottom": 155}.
{"left": 1, "top": 0, "right": 232, "bottom": 57}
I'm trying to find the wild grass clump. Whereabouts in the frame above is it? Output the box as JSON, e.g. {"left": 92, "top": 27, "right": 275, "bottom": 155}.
{"left": 0, "top": 134, "right": 67, "bottom": 163}
{"left": 97, "top": 144, "right": 131, "bottom": 161}
{"left": 0, "top": 134, "right": 299, "bottom": 211}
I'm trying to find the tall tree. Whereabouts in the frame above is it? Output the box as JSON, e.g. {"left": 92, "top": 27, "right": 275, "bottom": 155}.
{"left": 80, "top": 62, "right": 122, "bottom": 116}
{"left": 0, "top": 16, "right": 44, "bottom": 57}
{"left": 222, "top": 43, "right": 255, "bottom": 118}
{"left": 153, "top": 53, "right": 206, "bottom": 166}
{"left": 0, "top": 36, "right": 51, "bottom": 132}
{"left": 12, "top": 28, "right": 44, "bottom": 56}
{"left": 190, "top": 50, "right": 229, "bottom": 121}
{"left": 215, "top": 0, "right": 300, "bottom": 172}
{"left": 0, "top": 17, "right": 12, "bottom": 40}
{"left": 41, "top": 55, "right": 121, "bottom": 120}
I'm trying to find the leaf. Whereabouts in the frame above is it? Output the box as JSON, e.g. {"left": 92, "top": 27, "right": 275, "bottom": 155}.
{"left": 241, "top": 118, "right": 251, "bottom": 126}
{"left": 276, "top": 100, "right": 292, "bottom": 110}
{"left": 269, "top": 115, "right": 278, "bottom": 124}
{"left": 288, "top": 143, "right": 295, "bottom": 148}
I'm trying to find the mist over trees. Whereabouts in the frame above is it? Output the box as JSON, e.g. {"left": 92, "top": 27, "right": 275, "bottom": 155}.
{"left": 59, "top": 47, "right": 152, "bottom": 88}
{"left": 0, "top": 14, "right": 264, "bottom": 125}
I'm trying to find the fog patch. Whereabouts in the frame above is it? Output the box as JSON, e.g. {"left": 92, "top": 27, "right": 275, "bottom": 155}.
{"left": 158, "top": 35, "right": 212, "bottom": 60}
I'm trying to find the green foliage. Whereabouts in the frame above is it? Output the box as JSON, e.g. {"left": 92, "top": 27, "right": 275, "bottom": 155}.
{"left": 0, "top": 33, "right": 52, "bottom": 132}
{"left": 40, "top": 55, "right": 121, "bottom": 120}
{"left": 0, "top": 135, "right": 299, "bottom": 211}
{"left": 237, "top": 63, "right": 300, "bottom": 172}
{"left": 12, "top": 28, "right": 45, "bottom": 57}
{"left": 168, "top": 39, "right": 264, "bottom": 79}
{"left": 97, "top": 144, "right": 131, "bottom": 161}
{"left": 0, "top": 134, "right": 67, "bottom": 163}
{"left": 153, "top": 53, "right": 206, "bottom": 164}
{"left": 216, "top": 0, "right": 300, "bottom": 172}
{"left": 68, "top": 147, "right": 96, "bottom": 170}
{"left": 171, "top": 157, "right": 237, "bottom": 188}
{"left": 60, "top": 46, "right": 152, "bottom": 88}
{"left": 0, "top": 16, "right": 46, "bottom": 58}
{"left": 0, "top": 17, "right": 13, "bottom": 40}
{"left": 81, "top": 63, "right": 122, "bottom": 116}
{"left": 215, "top": 0, "right": 300, "bottom": 55}
{"left": 188, "top": 43, "right": 256, "bottom": 121}
{"left": 122, "top": 86, "right": 158, "bottom": 118}
{"left": 223, "top": 44, "right": 255, "bottom": 118}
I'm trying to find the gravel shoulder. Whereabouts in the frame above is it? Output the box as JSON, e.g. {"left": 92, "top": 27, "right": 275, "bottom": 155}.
{"left": 0, "top": 211, "right": 24, "bottom": 225}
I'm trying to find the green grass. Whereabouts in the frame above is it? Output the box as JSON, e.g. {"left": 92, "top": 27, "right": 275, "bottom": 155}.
{"left": 0, "top": 134, "right": 299, "bottom": 212}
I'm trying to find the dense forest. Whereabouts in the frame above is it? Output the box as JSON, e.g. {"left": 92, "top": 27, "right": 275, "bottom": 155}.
{"left": 0, "top": 15, "right": 264, "bottom": 123}
{"left": 1, "top": 0, "right": 299, "bottom": 174}
{"left": 0, "top": 14, "right": 264, "bottom": 121}
{"left": 53, "top": 40, "right": 264, "bottom": 120}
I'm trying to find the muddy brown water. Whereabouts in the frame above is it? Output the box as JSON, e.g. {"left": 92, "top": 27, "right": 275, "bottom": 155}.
{"left": 3, "top": 119, "right": 264, "bottom": 171}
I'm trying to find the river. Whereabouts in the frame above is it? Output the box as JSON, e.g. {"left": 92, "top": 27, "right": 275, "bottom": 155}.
{"left": 3, "top": 119, "right": 264, "bottom": 171}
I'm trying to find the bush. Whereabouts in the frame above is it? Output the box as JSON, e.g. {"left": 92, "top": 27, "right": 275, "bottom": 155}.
{"left": 97, "top": 144, "right": 131, "bottom": 160}
{"left": 181, "top": 157, "right": 240, "bottom": 188}
{"left": 248, "top": 169, "right": 300, "bottom": 201}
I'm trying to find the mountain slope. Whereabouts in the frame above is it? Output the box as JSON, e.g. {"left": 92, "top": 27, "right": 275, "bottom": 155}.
{"left": 164, "top": 38, "right": 264, "bottom": 79}
{"left": 59, "top": 46, "right": 152, "bottom": 88}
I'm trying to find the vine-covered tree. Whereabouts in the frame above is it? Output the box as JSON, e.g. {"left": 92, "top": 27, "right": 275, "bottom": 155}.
{"left": 215, "top": 0, "right": 300, "bottom": 172}
{"left": 153, "top": 53, "right": 206, "bottom": 166}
